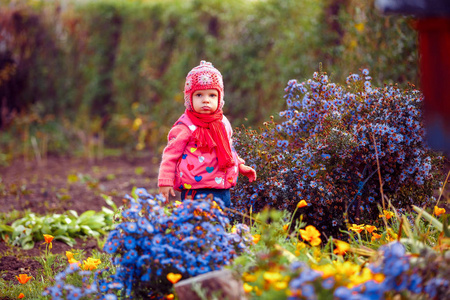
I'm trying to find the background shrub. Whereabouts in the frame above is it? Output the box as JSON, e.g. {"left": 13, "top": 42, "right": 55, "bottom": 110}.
{"left": 232, "top": 68, "right": 444, "bottom": 238}
{"left": 0, "top": 0, "right": 419, "bottom": 159}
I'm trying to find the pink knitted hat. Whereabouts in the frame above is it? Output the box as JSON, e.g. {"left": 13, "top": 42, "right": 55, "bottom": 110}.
{"left": 184, "top": 60, "right": 224, "bottom": 111}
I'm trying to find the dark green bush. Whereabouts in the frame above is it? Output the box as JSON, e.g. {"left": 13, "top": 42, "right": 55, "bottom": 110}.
{"left": 232, "top": 68, "right": 443, "bottom": 238}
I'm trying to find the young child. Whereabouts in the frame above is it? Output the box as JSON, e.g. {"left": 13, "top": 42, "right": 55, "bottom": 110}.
{"left": 158, "top": 60, "right": 256, "bottom": 208}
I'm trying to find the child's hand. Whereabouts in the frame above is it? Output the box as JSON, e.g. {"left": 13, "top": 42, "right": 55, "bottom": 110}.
{"left": 239, "top": 164, "right": 257, "bottom": 182}
{"left": 159, "top": 186, "right": 175, "bottom": 203}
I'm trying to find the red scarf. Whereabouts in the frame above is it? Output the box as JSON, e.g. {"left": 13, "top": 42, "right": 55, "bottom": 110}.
{"left": 185, "top": 109, "right": 235, "bottom": 171}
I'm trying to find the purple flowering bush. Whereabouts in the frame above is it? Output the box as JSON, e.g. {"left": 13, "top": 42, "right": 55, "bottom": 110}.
{"left": 101, "top": 188, "right": 252, "bottom": 298}
{"left": 232, "top": 69, "right": 443, "bottom": 237}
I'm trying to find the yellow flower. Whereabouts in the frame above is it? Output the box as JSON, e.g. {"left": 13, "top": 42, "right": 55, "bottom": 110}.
{"left": 365, "top": 225, "right": 377, "bottom": 233}
{"left": 313, "top": 264, "right": 336, "bottom": 278}
{"left": 252, "top": 234, "right": 261, "bottom": 244}
{"left": 254, "top": 286, "right": 263, "bottom": 296}
{"left": 348, "top": 267, "right": 372, "bottom": 288}
{"left": 263, "top": 271, "right": 282, "bottom": 283}
{"left": 354, "top": 23, "right": 364, "bottom": 33}
{"left": 274, "top": 281, "right": 288, "bottom": 290}
{"left": 434, "top": 206, "right": 446, "bottom": 216}
{"left": 297, "top": 200, "right": 308, "bottom": 208}
{"left": 283, "top": 224, "right": 289, "bottom": 232}
{"left": 379, "top": 210, "right": 394, "bottom": 219}
{"left": 82, "top": 257, "right": 102, "bottom": 271}
{"left": 243, "top": 282, "right": 253, "bottom": 293}
{"left": 231, "top": 225, "right": 237, "bottom": 234}
{"left": 371, "top": 232, "right": 382, "bottom": 241}
{"left": 243, "top": 272, "right": 257, "bottom": 282}
{"left": 294, "top": 241, "right": 307, "bottom": 256}
{"left": 342, "top": 261, "right": 360, "bottom": 277}
{"left": 333, "top": 240, "right": 350, "bottom": 255}
{"left": 300, "top": 225, "right": 321, "bottom": 246}
{"left": 132, "top": 117, "right": 142, "bottom": 131}
{"left": 16, "top": 274, "right": 32, "bottom": 284}
{"left": 349, "top": 224, "right": 364, "bottom": 233}
{"left": 68, "top": 258, "right": 81, "bottom": 265}
{"left": 167, "top": 273, "right": 182, "bottom": 284}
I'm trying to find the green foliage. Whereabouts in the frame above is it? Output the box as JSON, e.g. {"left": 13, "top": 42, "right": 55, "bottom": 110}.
{"left": 0, "top": 198, "right": 117, "bottom": 250}
{"left": 0, "top": 0, "right": 419, "bottom": 160}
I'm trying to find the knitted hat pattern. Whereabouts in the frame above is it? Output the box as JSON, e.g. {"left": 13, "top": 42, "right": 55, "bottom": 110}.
{"left": 184, "top": 60, "right": 224, "bottom": 111}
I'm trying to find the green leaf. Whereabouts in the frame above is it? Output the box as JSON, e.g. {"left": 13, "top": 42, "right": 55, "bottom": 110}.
{"left": 101, "top": 194, "right": 117, "bottom": 211}
{"left": 0, "top": 224, "right": 13, "bottom": 233}
{"left": 68, "top": 210, "right": 79, "bottom": 218}
{"left": 20, "top": 235, "right": 35, "bottom": 250}
{"left": 101, "top": 206, "right": 114, "bottom": 216}
{"left": 54, "top": 235, "right": 75, "bottom": 247}
{"left": 53, "top": 225, "right": 68, "bottom": 236}
{"left": 443, "top": 215, "right": 450, "bottom": 238}
{"left": 412, "top": 205, "right": 443, "bottom": 232}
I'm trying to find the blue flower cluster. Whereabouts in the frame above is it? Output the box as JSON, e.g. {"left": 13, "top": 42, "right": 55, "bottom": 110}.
{"left": 287, "top": 242, "right": 449, "bottom": 300}
{"left": 43, "top": 263, "right": 118, "bottom": 300}
{"left": 334, "top": 242, "right": 448, "bottom": 300}
{"left": 232, "top": 69, "right": 443, "bottom": 237}
{"left": 102, "top": 188, "right": 252, "bottom": 298}
{"left": 288, "top": 261, "right": 323, "bottom": 300}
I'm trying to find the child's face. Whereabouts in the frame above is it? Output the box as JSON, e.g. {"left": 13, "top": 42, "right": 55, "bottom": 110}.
{"left": 192, "top": 89, "right": 219, "bottom": 114}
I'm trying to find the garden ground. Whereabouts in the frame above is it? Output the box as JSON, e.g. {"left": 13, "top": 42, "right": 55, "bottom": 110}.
{"left": 0, "top": 153, "right": 162, "bottom": 290}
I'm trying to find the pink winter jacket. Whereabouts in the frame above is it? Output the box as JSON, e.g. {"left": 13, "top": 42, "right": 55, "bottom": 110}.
{"left": 158, "top": 113, "right": 245, "bottom": 191}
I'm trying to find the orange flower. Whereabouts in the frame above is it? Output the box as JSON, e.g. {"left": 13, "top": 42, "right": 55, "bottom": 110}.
{"left": 252, "top": 234, "right": 261, "bottom": 244}
{"left": 65, "top": 251, "right": 78, "bottom": 261}
{"left": 167, "top": 273, "right": 182, "bottom": 284}
{"left": 299, "top": 225, "right": 321, "bottom": 246}
{"left": 349, "top": 224, "right": 364, "bottom": 233}
{"left": 434, "top": 206, "right": 446, "bottom": 216}
{"left": 43, "top": 234, "right": 54, "bottom": 244}
{"left": 333, "top": 240, "right": 350, "bottom": 255}
{"left": 365, "top": 225, "right": 377, "bottom": 233}
{"left": 43, "top": 234, "right": 54, "bottom": 251}
{"left": 379, "top": 210, "right": 394, "bottom": 220}
{"left": 166, "top": 294, "right": 174, "bottom": 300}
{"left": 371, "top": 232, "right": 382, "bottom": 241}
{"left": 82, "top": 257, "right": 102, "bottom": 271}
{"left": 297, "top": 200, "right": 308, "bottom": 208}
{"left": 283, "top": 224, "right": 289, "bottom": 232}
{"left": 18, "top": 293, "right": 25, "bottom": 299}
{"left": 16, "top": 274, "right": 32, "bottom": 284}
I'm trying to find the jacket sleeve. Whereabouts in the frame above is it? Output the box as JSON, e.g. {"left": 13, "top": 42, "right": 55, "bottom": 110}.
{"left": 158, "top": 125, "right": 191, "bottom": 187}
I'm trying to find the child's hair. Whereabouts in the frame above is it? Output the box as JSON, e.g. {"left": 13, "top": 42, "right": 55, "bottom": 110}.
{"left": 184, "top": 60, "right": 224, "bottom": 111}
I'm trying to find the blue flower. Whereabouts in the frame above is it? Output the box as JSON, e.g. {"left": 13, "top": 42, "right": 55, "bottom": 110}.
{"left": 99, "top": 279, "right": 109, "bottom": 292}
{"left": 123, "top": 236, "right": 136, "bottom": 250}
{"left": 122, "top": 250, "right": 138, "bottom": 264}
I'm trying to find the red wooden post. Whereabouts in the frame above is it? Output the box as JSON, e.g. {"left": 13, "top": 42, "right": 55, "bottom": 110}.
{"left": 416, "top": 18, "right": 450, "bottom": 152}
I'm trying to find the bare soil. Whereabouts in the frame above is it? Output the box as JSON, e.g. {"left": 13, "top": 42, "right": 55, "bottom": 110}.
{"left": 0, "top": 152, "right": 160, "bottom": 285}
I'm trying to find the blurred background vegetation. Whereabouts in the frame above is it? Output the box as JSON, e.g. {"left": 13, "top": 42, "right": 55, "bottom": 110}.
{"left": 0, "top": 0, "right": 418, "bottom": 165}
